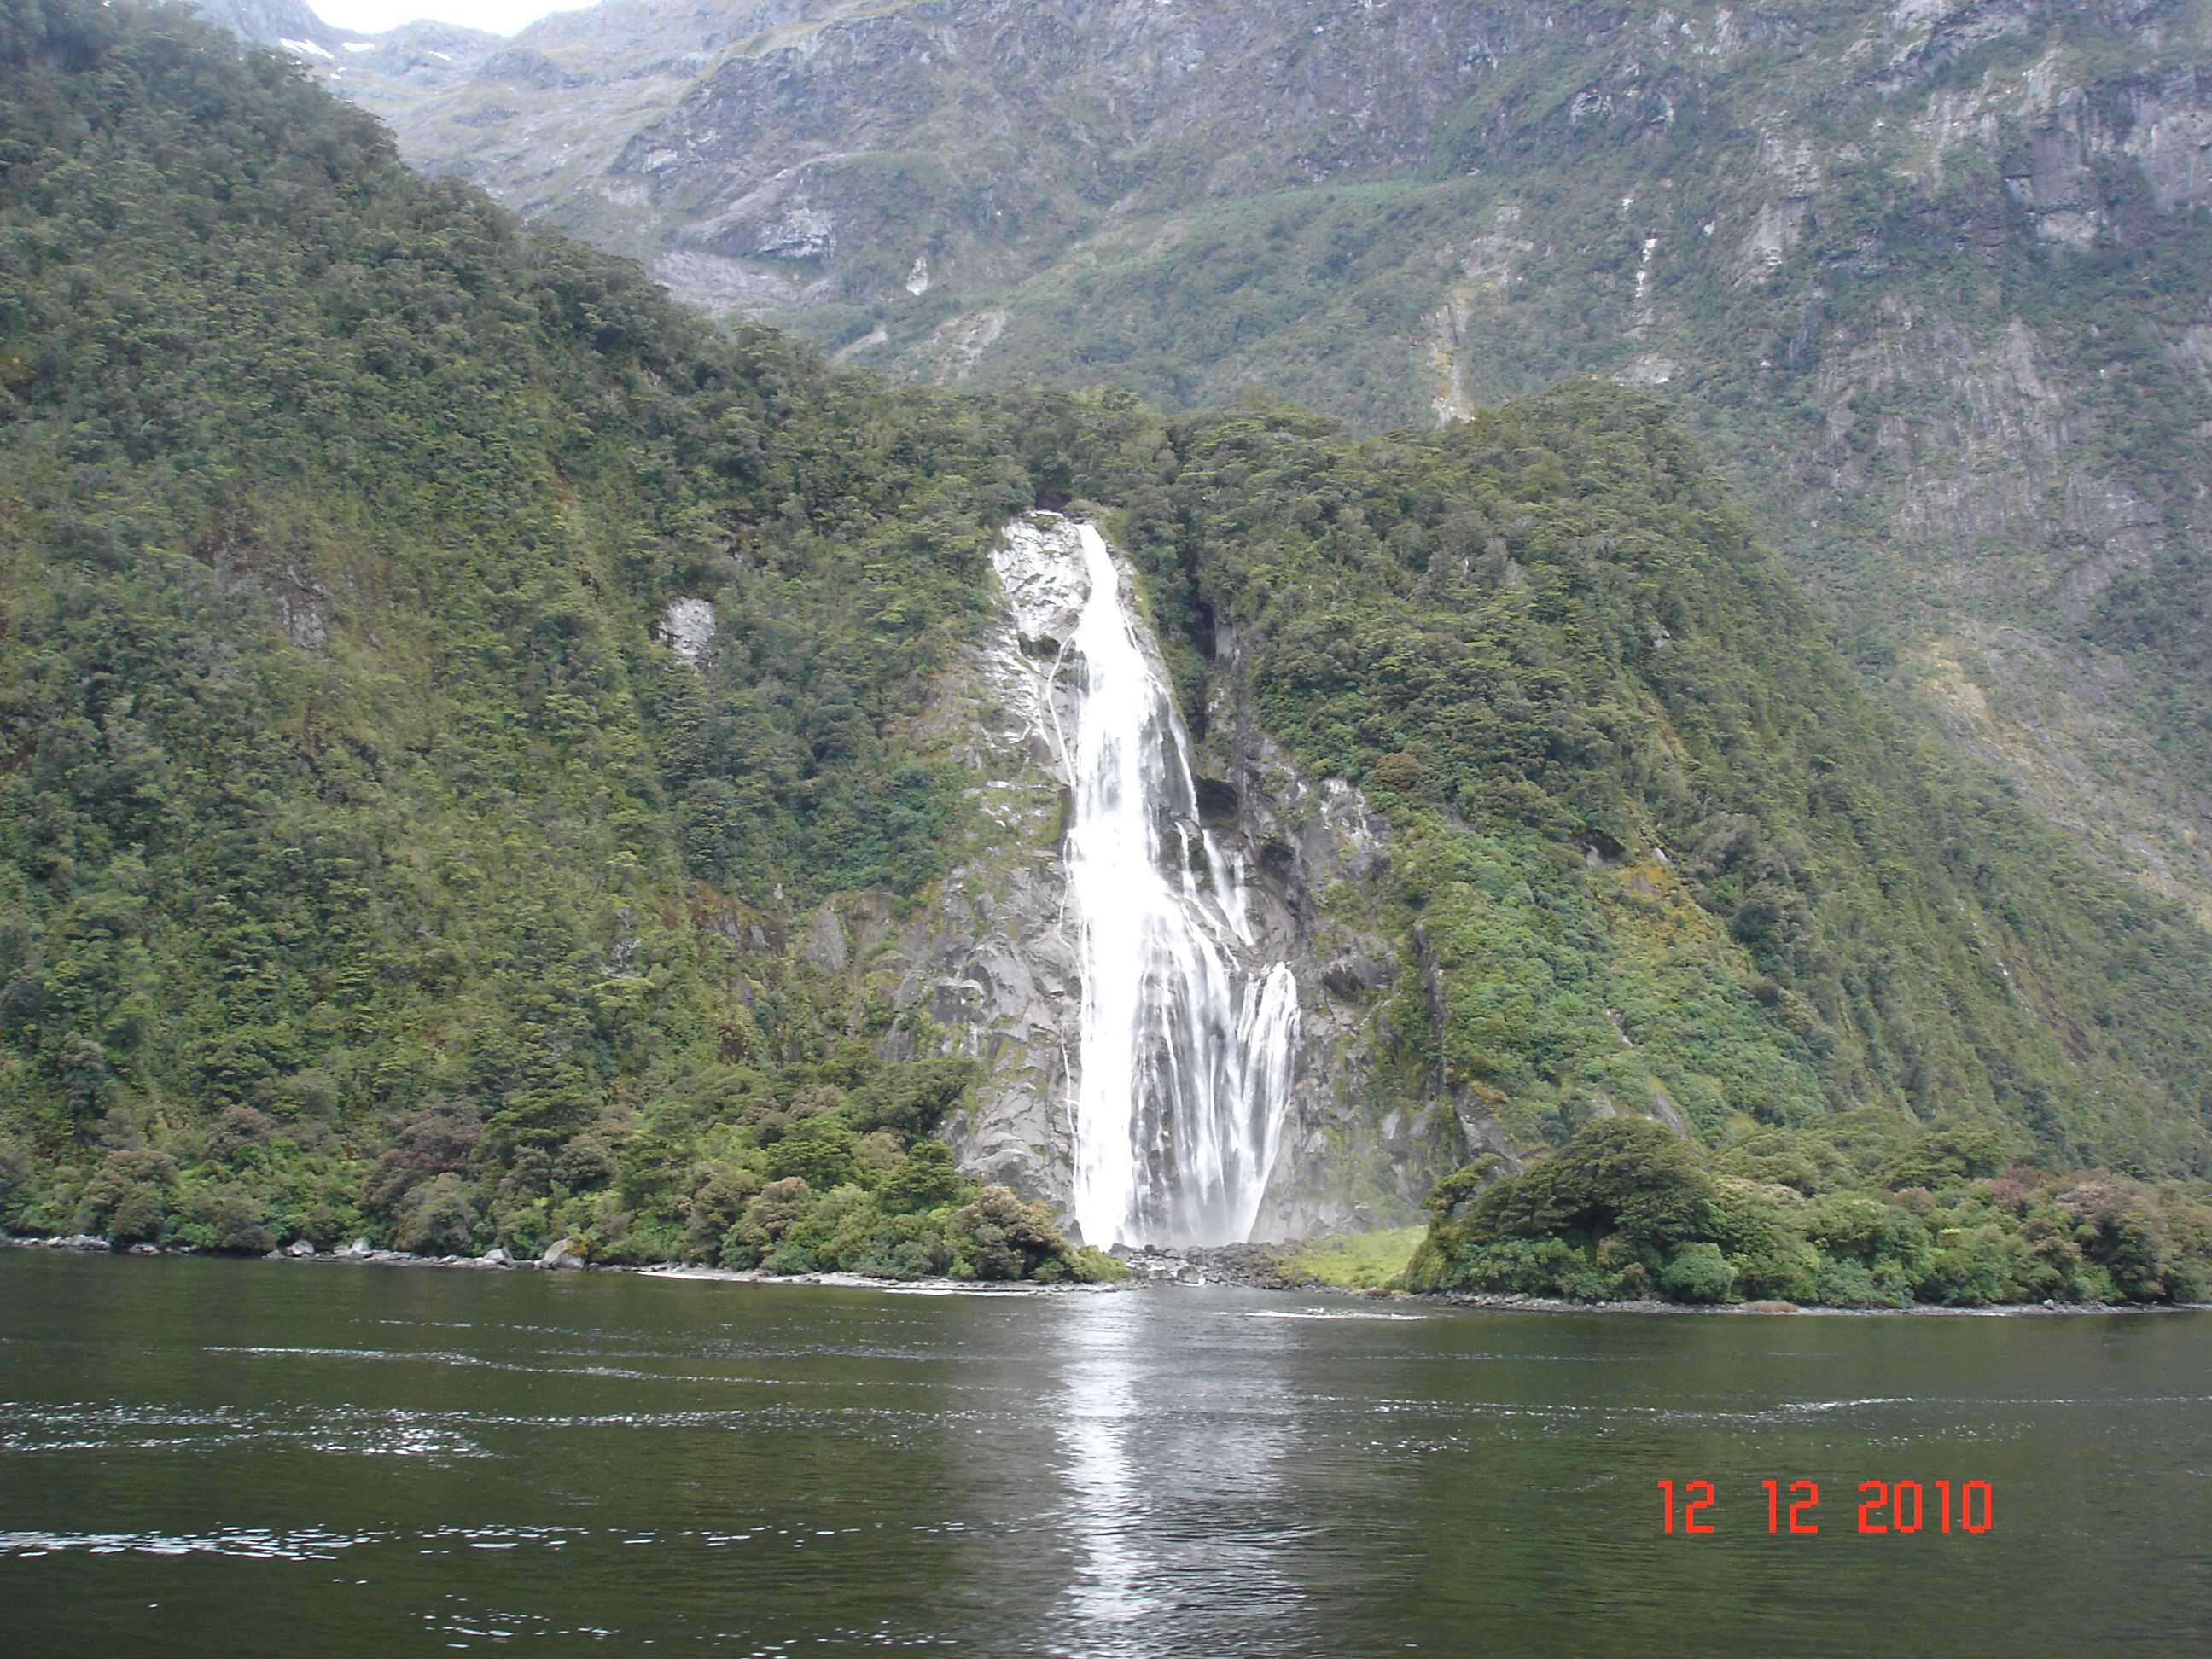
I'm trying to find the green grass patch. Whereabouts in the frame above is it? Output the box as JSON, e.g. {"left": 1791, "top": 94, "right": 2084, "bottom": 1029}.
{"left": 1278, "top": 1226, "right": 1426, "bottom": 1291}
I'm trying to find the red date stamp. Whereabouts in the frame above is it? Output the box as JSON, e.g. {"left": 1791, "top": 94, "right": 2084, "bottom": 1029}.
{"left": 1658, "top": 1478, "right": 1994, "bottom": 1535}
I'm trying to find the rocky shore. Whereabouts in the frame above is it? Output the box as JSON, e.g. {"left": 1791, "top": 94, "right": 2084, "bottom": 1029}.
{"left": 5, "top": 1229, "right": 557, "bottom": 1272}
{"left": 1109, "top": 1243, "right": 1336, "bottom": 1290}
{"left": 1062, "top": 1242, "right": 2205, "bottom": 1315}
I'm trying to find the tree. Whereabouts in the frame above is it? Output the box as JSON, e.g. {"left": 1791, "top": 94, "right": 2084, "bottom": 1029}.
{"left": 878, "top": 1140, "right": 964, "bottom": 1214}
{"left": 950, "top": 1185, "right": 1066, "bottom": 1281}
{"left": 765, "top": 1116, "right": 861, "bottom": 1190}
{"left": 395, "top": 1173, "right": 480, "bottom": 1257}
{"left": 79, "top": 1148, "right": 177, "bottom": 1243}
{"left": 1476, "top": 1118, "right": 1715, "bottom": 1258}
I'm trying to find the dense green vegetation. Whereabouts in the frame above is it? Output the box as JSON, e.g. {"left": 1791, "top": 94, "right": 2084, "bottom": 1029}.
{"left": 1115, "top": 390, "right": 2212, "bottom": 1301}
{"left": 1409, "top": 1116, "right": 2212, "bottom": 1307}
{"left": 0, "top": 0, "right": 1113, "bottom": 1280}
{"left": 1, "top": 0, "right": 2209, "bottom": 1295}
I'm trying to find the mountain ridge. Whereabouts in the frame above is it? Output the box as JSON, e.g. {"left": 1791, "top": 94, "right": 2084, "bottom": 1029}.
{"left": 213, "top": 0, "right": 2212, "bottom": 929}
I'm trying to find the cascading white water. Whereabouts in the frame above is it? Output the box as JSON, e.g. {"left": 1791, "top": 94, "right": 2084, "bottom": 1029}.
{"left": 1011, "top": 517, "right": 1299, "bottom": 1249}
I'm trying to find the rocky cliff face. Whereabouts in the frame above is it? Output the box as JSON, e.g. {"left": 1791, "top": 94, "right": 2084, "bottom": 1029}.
{"left": 1193, "top": 619, "right": 1441, "bottom": 1239}
{"left": 608, "top": 0, "right": 1546, "bottom": 311}
{"left": 857, "top": 515, "right": 1456, "bottom": 1240}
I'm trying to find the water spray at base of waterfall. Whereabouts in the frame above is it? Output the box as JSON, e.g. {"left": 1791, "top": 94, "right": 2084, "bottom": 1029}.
{"left": 993, "top": 515, "right": 1300, "bottom": 1249}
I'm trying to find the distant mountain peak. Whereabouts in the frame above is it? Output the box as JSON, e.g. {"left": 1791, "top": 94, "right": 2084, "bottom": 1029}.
{"left": 188, "top": 0, "right": 354, "bottom": 57}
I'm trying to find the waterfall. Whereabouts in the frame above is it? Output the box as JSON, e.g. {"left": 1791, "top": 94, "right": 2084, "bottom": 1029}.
{"left": 998, "top": 516, "right": 1299, "bottom": 1249}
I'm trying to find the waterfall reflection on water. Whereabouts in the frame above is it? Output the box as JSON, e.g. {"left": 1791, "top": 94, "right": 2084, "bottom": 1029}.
{"left": 1056, "top": 1298, "right": 1155, "bottom": 1630}
{"left": 1050, "top": 1293, "right": 1312, "bottom": 1655}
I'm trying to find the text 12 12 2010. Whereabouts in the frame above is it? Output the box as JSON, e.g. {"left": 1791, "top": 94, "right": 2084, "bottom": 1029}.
{"left": 1656, "top": 1478, "right": 1994, "bottom": 1535}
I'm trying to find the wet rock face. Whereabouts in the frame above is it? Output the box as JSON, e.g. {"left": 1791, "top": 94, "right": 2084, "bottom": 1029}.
{"left": 877, "top": 518, "right": 1090, "bottom": 1217}
{"left": 1206, "top": 728, "right": 1422, "bottom": 1241}
{"left": 656, "top": 598, "right": 716, "bottom": 667}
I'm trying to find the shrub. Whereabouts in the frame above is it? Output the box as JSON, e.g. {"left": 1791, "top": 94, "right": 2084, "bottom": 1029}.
{"left": 1874, "top": 1128, "right": 2008, "bottom": 1193}
{"left": 2009, "top": 1215, "right": 2084, "bottom": 1301}
{"left": 1470, "top": 1118, "right": 1716, "bottom": 1259}
{"left": 363, "top": 1100, "right": 483, "bottom": 1219}
{"left": 1801, "top": 1192, "right": 1932, "bottom": 1277}
{"left": 855, "top": 1130, "right": 905, "bottom": 1174}
{"left": 1813, "top": 1260, "right": 1899, "bottom": 1308}
{"left": 1441, "top": 1236, "right": 1615, "bottom": 1300}
{"left": 79, "top": 1148, "right": 177, "bottom": 1243}
{"left": 1064, "top": 1245, "right": 1132, "bottom": 1284}
{"left": 1661, "top": 1242, "right": 1735, "bottom": 1304}
{"left": 0, "top": 1134, "right": 30, "bottom": 1222}
{"left": 294, "top": 1197, "right": 362, "bottom": 1253}
{"left": 1370, "top": 751, "right": 1439, "bottom": 800}
{"left": 552, "top": 1137, "right": 618, "bottom": 1192}
{"left": 394, "top": 1173, "right": 480, "bottom": 1256}
{"left": 762, "top": 1240, "right": 821, "bottom": 1274}
{"left": 1713, "top": 1129, "right": 1854, "bottom": 1196}
{"left": 207, "top": 1185, "right": 276, "bottom": 1254}
{"left": 949, "top": 1185, "right": 1068, "bottom": 1281}
{"left": 882, "top": 1237, "right": 949, "bottom": 1278}
{"left": 724, "top": 1176, "right": 815, "bottom": 1267}
{"left": 1912, "top": 1225, "right": 2020, "bottom": 1307}
{"left": 683, "top": 1163, "right": 763, "bottom": 1262}
{"left": 855, "top": 1058, "right": 978, "bottom": 1138}
{"left": 1709, "top": 1177, "right": 1819, "bottom": 1301}
{"left": 108, "top": 1187, "right": 166, "bottom": 1245}
{"left": 1421, "top": 1155, "right": 1504, "bottom": 1226}
{"left": 2056, "top": 1178, "right": 2177, "bottom": 1301}
{"left": 201, "top": 1106, "right": 276, "bottom": 1165}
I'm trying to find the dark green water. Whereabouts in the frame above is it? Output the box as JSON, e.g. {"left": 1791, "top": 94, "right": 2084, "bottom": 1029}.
{"left": 1, "top": 1253, "right": 2208, "bottom": 1656}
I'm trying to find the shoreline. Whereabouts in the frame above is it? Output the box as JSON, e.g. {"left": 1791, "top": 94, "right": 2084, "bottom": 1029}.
{"left": 0, "top": 1231, "right": 1125, "bottom": 1297}
{"left": 1144, "top": 1243, "right": 2209, "bottom": 1317}
{"left": 8, "top": 1230, "right": 2206, "bottom": 1316}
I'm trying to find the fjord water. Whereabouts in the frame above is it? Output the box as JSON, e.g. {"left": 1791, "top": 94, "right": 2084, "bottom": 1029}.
{"left": 3, "top": 1254, "right": 2209, "bottom": 1656}
{"left": 1044, "top": 517, "right": 1298, "bottom": 1248}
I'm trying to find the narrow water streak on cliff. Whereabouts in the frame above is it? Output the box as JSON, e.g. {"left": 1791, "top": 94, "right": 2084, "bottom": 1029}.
{"left": 1045, "top": 519, "right": 1298, "bottom": 1248}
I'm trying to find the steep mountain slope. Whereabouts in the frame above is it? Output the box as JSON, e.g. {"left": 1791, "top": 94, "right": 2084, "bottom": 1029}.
{"left": 240, "top": 0, "right": 2212, "bottom": 928}
{"left": 4, "top": 0, "right": 2210, "bottom": 1278}
{"left": 1144, "top": 388, "right": 2212, "bottom": 1177}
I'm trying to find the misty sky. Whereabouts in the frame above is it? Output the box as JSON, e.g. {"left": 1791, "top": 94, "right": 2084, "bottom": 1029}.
{"left": 310, "top": 0, "right": 582, "bottom": 36}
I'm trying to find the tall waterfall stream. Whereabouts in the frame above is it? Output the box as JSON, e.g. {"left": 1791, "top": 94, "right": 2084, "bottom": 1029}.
{"left": 995, "top": 516, "right": 1299, "bottom": 1248}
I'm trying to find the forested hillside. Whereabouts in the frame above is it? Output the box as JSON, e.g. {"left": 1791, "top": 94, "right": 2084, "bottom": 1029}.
{"left": 3, "top": 0, "right": 2209, "bottom": 1301}
{"left": 1138, "top": 391, "right": 2212, "bottom": 1166}
{"left": 1116, "top": 396, "right": 2212, "bottom": 1303}
{"left": 0, "top": 0, "right": 1122, "bottom": 1278}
